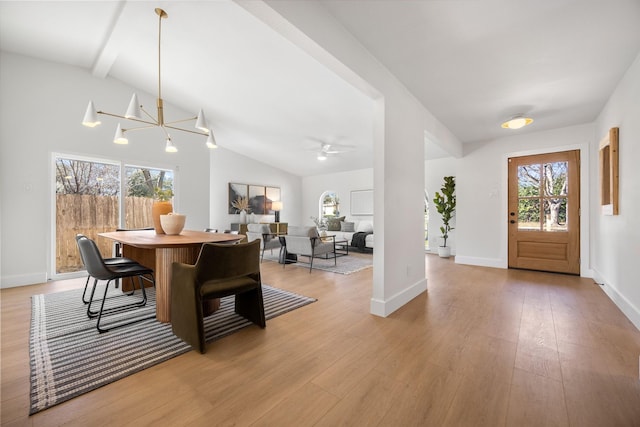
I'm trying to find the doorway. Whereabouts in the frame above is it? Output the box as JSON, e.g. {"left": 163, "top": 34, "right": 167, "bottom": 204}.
{"left": 508, "top": 150, "right": 580, "bottom": 275}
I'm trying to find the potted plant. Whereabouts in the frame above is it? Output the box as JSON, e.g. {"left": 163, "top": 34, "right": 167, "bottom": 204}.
{"left": 152, "top": 188, "right": 174, "bottom": 234}
{"left": 433, "top": 176, "right": 456, "bottom": 258}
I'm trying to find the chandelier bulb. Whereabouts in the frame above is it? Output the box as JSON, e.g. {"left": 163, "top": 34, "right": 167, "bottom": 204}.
{"left": 195, "top": 109, "right": 209, "bottom": 133}
{"left": 82, "top": 101, "right": 101, "bottom": 127}
{"left": 125, "top": 93, "right": 142, "bottom": 119}
{"left": 113, "top": 124, "right": 128, "bottom": 144}
{"left": 165, "top": 137, "right": 178, "bottom": 153}
{"left": 206, "top": 130, "right": 218, "bottom": 149}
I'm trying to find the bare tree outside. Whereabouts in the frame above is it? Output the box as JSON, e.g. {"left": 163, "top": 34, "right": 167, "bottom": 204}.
{"left": 54, "top": 157, "right": 174, "bottom": 274}
{"left": 518, "top": 161, "right": 568, "bottom": 231}
{"left": 55, "top": 158, "right": 119, "bottom": 195}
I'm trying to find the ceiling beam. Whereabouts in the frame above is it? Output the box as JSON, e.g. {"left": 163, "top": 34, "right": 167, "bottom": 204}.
{"left": 90, "top": 1, "right": 127, "bottom": 78}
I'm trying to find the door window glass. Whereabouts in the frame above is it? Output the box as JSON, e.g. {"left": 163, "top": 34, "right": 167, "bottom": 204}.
{"left": 517, "top": 161, "right": 568, "bottom": 232}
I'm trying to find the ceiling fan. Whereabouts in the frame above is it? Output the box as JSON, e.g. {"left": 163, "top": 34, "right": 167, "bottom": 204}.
{"left": 306, "top": 139, "right": 355, "bottom": 160}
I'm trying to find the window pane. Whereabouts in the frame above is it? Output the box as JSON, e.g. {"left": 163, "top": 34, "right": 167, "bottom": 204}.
{"left": 543, "top": 162, "right": 568, "bottom": 196}
{"left": 55, "top": 157, "right": 120, "bottom": 273}
{"left": 518, "top": 164, "right": 540, "bottom": 197}
{"left": 543, "top": 198, "right": 568, "bottom": 232}
{"left": 125, "top": 166, "right": 174, "bottom": 229}
{"left": 518, "top": 199, "right": 540, "bottom": 230}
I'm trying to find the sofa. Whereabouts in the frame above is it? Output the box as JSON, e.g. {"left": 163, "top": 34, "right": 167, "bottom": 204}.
{"left": 324, "top": 217, "right": 374, "bottom": 250}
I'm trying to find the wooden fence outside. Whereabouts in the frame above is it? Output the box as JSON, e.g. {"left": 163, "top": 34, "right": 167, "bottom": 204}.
{"left": 56, "top": 194, "right": 154, "bottom": 273}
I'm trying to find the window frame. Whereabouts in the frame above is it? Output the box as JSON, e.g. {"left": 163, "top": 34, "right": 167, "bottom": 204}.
{"left": 50, "top": 153, "right": 176, "bottom": 280}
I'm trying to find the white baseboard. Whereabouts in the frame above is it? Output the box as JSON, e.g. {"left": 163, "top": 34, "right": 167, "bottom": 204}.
{"left": 454, "top": 255, "right": 506, "bottom": 269}
{"left": 593, "top": 269, "right": 640, "bottom": 331}
{"left": 1, "top": 272, "right": 48, "bottom": 289}
{"left": 370, "top": 278, "right": 427, "bottom": 317}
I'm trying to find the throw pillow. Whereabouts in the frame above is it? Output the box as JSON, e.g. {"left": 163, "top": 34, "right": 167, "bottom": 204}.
{"left": 326, "top": 216, "right": 345, "bottom": 231}
{"left": 356, "top": 221, "right": 374, "bottom": 233}
{"left": 340, "top": 221, "right": 355, "bottom": 232}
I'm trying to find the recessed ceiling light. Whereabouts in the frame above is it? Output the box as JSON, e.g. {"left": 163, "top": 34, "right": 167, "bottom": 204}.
{"left": 501, "top": 115, "right": 534, "bottom": 130}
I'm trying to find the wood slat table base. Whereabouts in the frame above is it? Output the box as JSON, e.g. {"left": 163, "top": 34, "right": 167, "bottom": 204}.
{"left": 123, "top": 244, "right": 201, "bottom": 323}
{"left": 99, "top": 230, "right": 243, "bottom": 324}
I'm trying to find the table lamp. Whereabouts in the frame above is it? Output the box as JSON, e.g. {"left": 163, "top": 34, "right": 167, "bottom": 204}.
{"left": 272, "top": 201, "right": 282, "bottom": 223}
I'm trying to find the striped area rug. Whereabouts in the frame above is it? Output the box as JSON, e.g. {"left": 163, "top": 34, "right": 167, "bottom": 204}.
{"left": 29, "top": 285, "right": 315, "bottom": 415}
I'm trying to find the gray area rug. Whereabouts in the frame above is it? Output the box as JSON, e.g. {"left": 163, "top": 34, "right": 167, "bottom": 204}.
{"left": 262, "top": 251, "right": 373, "bottom": 274}
{"left": 29, "top": 285, "right": 315, "bottom": 414}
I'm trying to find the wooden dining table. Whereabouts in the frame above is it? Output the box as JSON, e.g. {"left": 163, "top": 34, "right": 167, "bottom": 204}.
{"left": 98, "top": 229, "right": 244, "bottom": 323}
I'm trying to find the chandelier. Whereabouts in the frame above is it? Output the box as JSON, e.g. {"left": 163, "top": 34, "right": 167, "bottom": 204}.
{"left": 82, "top": 8, "right": 217, "bottom": 153}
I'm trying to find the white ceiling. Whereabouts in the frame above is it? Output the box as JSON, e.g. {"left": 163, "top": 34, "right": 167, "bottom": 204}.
{"left": 1, "top": 1, "right": 639, "bottom": 176}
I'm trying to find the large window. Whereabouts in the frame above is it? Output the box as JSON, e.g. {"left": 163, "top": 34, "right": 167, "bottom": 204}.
{"left": 124, "top": 166, "right": 173, "bottom": 229}
{"left": 54, "top": 155, "right": 120, "bottom": 274}
{"left": 319, "top": 191, "right": 340, "bottom": 218}
{"left": 53, "top": 154, "right": 174, "bottom": 277}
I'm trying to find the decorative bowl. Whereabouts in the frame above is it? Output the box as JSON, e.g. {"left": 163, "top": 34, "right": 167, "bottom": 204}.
{"left": 160, "top": 213, "right": 186, "bottom": 235}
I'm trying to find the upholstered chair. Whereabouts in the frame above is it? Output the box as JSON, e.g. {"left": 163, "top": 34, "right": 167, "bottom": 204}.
{"left": 170, "top": 240, "right": 265, "bottom": 353}
{"left": 246, "top": 223, "right": 281, "bottom": 261}
{"left": 283, "top": 225, "right": 336, "bottom": 272}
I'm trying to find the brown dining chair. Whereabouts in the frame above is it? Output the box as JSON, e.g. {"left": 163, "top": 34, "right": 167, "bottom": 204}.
{"left": 170, "top": 239, "right": 265, "bottom": 353}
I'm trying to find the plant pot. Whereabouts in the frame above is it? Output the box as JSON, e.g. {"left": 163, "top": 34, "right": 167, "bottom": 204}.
{"left": 152, "top": 201, "right": 173, "bottom": 234}
{"left": 438, "top": 246, "right": 451, "bottom": 258}
{"left": 160, "top": 213, "right": 186, "bottom": 235}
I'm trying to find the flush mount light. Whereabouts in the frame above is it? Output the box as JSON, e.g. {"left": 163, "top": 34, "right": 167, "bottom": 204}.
{"left": 501, "top": 115, "right": 534, "bottom": 130}
{"left": 82, "top": 8, "right": 217, "bottom": 152}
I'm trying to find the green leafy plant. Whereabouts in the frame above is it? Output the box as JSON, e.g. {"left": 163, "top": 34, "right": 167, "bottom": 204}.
{"left": 154, "top": 187, "right": 174, "bottom": 201}
{"left": 433, "top": 176, "right": 456, "bottom": 247}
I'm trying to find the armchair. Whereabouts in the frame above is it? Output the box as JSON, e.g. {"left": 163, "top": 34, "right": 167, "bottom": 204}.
{"left": 246, "top": 223, "right": 281, "bottom": 261}
{"left": 170, "top": 240, "right": 265, "bottom": 353}
{"left": 283, "top": 226, "right": 336, "bottom": 273}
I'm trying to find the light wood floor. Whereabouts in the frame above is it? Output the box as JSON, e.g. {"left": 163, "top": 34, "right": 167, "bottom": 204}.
{"left": 2, "top": 253, "right": 640, "bottom": 426}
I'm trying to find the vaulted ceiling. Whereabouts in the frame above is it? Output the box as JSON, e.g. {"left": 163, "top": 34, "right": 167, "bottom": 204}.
{"left": 1, "top": 1, "right": 639, "bottom": 176}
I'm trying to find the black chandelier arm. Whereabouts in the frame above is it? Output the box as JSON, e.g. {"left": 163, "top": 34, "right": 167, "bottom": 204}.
{"left": 163, "top": 124, "right": 209, "bottom": 136}
{"left": 97, "top": 111, "right": 158, "bottom": 127}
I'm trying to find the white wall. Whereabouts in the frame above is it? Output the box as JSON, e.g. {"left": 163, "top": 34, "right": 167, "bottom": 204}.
{"left": 209, "top": 147, "right": 301, "bottom": 232}
{"left": 455, "top": 124, "right": 594, "bottom": 272}
{"left": 593, "top": 52, "right": 640, "bottom": 329}
{"left": 425, "top": 157, "right": 457, "bottom": 253}
{"left": 0, "top": 52, "right": 296, "bottom": 288}
{"left": 302, "top": 168, "right": 373, "bottom": 227}
{"left": 253, "top": 1, "right": 463, "bottom": 316}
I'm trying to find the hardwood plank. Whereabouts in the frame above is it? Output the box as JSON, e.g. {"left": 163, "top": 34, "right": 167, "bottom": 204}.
{"left": 3, "top": 254, "right": 640, "bottom": 426}
{"left": 505, "top": 368, "right": 568, "bottom": 426}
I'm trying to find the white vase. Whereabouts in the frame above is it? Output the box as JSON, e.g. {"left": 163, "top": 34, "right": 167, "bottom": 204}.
{"left": 239, "top": 210, "right": 247, "bottom": 224}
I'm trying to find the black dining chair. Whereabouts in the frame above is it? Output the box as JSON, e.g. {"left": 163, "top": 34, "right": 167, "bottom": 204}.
{"left": 76, "top": 234, "right": 139, "bottom": 303}
{"left": 76, "top": 235, "right": 156, "bottom": 333}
